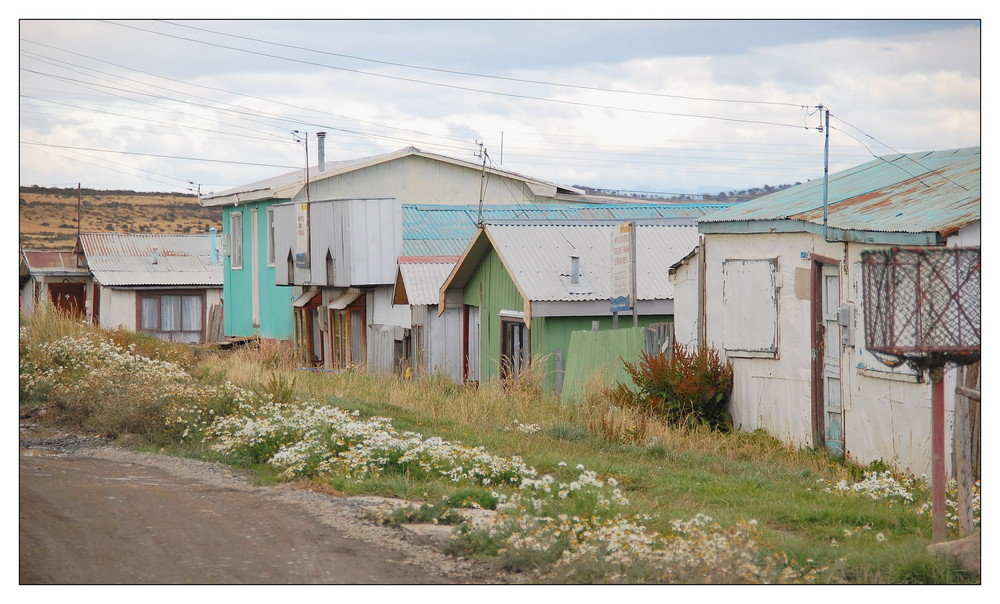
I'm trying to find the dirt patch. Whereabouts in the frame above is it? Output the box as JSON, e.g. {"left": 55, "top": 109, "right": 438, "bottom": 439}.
{"left": 19, "top": 430, "right": 516, "bottom": 585}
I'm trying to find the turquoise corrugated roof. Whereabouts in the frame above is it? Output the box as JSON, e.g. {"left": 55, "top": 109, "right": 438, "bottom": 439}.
{"left": 699, "top": 147, "right": 980, "bottom": 239}
{"left": 402, "top": 203, "right": 731, "bottom": 256}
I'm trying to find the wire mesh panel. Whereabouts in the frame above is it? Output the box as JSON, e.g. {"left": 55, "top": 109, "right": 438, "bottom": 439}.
{"left": 861, "top": 247, "right": 980, "bottom": 368}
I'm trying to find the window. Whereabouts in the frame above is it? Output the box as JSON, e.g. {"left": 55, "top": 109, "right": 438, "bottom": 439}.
{"left": 266, "top": 207, "right": 275, "bottom": 267}
{"left": 138, "top": 292, "right": 204, "bottom": 343}
{"left": 230, "top": 212, "right": 243, "bottom": 269}
{"left": 721, "top": 258, "right": 778, "bottom": 358}
{"left": 500, "top": 317, "right": 529, "bottom": 380}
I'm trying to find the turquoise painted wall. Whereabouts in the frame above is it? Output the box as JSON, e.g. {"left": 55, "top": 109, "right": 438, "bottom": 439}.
{"left": 223, "top": 202, "right": 295, "bottom": 339}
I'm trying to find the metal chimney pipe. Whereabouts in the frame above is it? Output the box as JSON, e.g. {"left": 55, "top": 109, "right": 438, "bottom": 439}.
{"left": 209, "top": 227, "right": 218, "bottom": 264}
{"left": 152, "top": 246, "right": 160, "bottom": 265}
{"left": 570, "top": 255, "right": 580, "bottom": 285}
{"left": 316, "top": 131, "right": 326, "bottom": 172}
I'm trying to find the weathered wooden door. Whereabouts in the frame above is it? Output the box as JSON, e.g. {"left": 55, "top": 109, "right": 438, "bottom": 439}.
{"left": 463, "top": 305, "right": 480, "bottom": 383}
{"left": 821, "top": 263, "right": 844, "bottom": 457}
{"left": 48, "top": 283, "right": 86, "bottom": 318}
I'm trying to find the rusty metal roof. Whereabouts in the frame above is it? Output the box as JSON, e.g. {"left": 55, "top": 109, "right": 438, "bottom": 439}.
{"left": 699, "top": 146, "right": 980, "bottom": 241}
{"left": 78, "top": 233, "right": 222, "bottom": 287}
{"left": 19, "top": 250, "right": 88, "bottom": 276}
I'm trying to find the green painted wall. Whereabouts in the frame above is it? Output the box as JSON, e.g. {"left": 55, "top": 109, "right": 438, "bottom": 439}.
{"left": 559, "top": 325, "right": 655, "bottom": 402}
{"left": 223, "top": 202, "right": 295, "bottom": 339}
{"left": 534, "top": 315, "right": 672, "bottom": 394}
{"left": 459, "top": 246, "right": 672, "bottom": 393}
{"left": 462, "top": 248, "right": 524, "bottom": 383}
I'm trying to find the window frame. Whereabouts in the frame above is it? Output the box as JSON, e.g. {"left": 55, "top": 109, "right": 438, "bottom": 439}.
{"left": 266, "top": 206, "right": 275, "bottom": 267}
{"left": 136, "top": 290, "right": 206, "bottom": 343}
{"left": 230, "top": 211, "right": 244, "bottom": 270}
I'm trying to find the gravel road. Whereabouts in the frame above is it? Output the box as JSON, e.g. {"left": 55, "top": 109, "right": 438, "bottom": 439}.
{"left": 19, "top": 427, "right": 512, "bottom": 585}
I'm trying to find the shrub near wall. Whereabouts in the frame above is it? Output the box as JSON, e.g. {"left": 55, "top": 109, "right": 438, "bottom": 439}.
{"left": 614, "top": 343, "right": 733, "bottom": 430}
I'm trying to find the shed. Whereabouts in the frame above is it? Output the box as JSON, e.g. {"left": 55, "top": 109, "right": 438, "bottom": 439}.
{"left": 682, "top": 146, "right": 980, "bottom": 475}
{"left": 19, "top": 250, "right": 91, "bottom": 318}
{"left": 440, "top": 220, "right": 699, "bottom": 392}
{"left": 76, "top": 232, "right": 224, "bottom": 344}
{"left": 392, "top": 256, "right": 463, "bottom": 381}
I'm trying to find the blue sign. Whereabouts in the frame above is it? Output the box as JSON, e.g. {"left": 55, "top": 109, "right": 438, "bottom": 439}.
{"left": 610, "top": 295, "right": 631, "bottom": 313}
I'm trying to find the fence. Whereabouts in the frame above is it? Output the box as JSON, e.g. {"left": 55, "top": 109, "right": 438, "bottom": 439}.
{"left": 559, "top": 323, "right": 673, "bottom": 401}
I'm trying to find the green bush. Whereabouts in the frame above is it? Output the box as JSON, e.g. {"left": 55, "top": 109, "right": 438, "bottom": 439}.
{"left": 614, "top": 342, "right": 733, "bottom": 430}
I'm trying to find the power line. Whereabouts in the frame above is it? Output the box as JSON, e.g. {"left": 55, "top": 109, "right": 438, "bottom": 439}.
{"left": 161, "top": 19, "right": 812, "bottom": 109}
{"left": 21, "top": 39, "right": 476, "bottom": 149}
{"left": 101, "top": 20, "right": 818, "bottom": 131}
{"left": 20, "top": 140, "right": 302, "bottom": 169}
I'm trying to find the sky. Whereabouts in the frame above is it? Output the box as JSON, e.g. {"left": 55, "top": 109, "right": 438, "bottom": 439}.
{"left": 18, "top": 17, "right": 981, "bottom": 199}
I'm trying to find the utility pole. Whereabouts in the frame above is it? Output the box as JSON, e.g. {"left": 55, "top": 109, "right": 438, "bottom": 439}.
{"left": 475, "top": 141, "right": 486, "bottom": 226}
{"left": 293, "top": 131, "right": 311, "bottom": 202}
{"left": 820, "top": 106, "right": 830, "bottom": 240}
{"left": 76, "top": 183, "right": 81, "bottom": 239}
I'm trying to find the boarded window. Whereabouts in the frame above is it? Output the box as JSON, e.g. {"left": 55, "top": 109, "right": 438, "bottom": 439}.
{"left": 722, "top": 258, "right": 778, "bottom": 357}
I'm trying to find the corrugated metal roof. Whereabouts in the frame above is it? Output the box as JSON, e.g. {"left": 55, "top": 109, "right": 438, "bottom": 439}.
{"left": 78, "top": 233, "right": 222, "bottom": 287}
{"left": 402, "top": 203, "right": 728, "bottom": 257}
{"left": 20, "top": 250, "right": 88, "bottom": 276}
{"left": 396, "top": 257, "right": 460, "bottom": 306}
{"left": 480, "top": 222, "right": 699, "bottom": 302}
{"left": 700, "top": 146, "right": 980, "bottom": 238}
{"left": 201, "top": 147, "right": 588, "bottom": 206}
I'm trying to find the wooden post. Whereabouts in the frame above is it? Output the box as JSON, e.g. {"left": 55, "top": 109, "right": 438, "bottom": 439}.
{"left": 931, "top": 366, "right": 947, "bottom": 544}
{"left": 953, "top": 365, "right": 980, "bottom": 537}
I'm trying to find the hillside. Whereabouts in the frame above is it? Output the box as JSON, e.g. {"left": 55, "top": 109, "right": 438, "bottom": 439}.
{"left": 19, "top": 187, "right": 223, "bottom": 250}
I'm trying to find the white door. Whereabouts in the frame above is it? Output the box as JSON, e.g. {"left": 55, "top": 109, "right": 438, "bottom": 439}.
{"left": 822, "top": 264, "right": 844, "bottom": 457}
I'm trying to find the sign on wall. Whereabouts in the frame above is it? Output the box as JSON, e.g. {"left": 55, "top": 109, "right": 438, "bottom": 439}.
{"left": 294, "top": 202, "right": 310, "bottom": 268}
{"left": 610, "top": 222, "right": 634, "bottom": 313}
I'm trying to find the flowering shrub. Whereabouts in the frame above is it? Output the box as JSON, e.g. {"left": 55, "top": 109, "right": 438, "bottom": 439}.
{"left": 816, "top": 471, "right": 918, "bottom": 503}
{"left": 203, "top": 400, "right": 537, "bottom": 487}
{"left": 467, "top": 511, "right": 831, "bottom": 584}
{"left": 914, "top": 479, "right": 981, "bottom": 532}
{"left": 20, "top": 333, "right": 201, "bottom": 436}
{"left": 817, "top": 471, "right": 981, "bottom": 535}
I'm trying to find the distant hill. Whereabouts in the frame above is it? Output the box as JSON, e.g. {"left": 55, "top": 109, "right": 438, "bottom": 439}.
{"left": 19, "top": 186, "right": 223, "bottom": 250}
{"left": 572, "top": 183, "right": 800, "bottom": 203}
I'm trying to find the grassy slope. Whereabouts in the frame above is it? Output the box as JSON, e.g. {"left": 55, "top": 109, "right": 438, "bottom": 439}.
{"left": 18, "top": 189, "right": 222, "bottom": 250}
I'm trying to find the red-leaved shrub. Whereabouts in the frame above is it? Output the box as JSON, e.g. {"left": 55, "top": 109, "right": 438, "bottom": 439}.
{"left": 613, "top": 342, "right": 733, "bottom": 430}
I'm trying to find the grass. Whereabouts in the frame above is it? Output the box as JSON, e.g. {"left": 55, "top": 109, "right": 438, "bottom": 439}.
{"left": 19, "top": 311, "right": 979, "bottom": 584}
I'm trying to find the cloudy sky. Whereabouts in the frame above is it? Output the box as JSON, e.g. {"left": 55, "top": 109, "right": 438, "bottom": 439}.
{"left": 18, "top": 18, "right": 981, "bottom": 198}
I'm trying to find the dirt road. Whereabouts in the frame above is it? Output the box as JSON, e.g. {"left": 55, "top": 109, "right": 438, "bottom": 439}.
{"left": 19, "top": 439, "right": 502, "bottom": 585}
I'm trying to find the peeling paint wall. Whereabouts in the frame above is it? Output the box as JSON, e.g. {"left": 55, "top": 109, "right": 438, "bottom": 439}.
{"left": 701, "top": 230, "right": 975, "bottom": 476}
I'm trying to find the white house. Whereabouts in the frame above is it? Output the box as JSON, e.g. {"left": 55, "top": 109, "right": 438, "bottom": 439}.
{"left": 671, "top": 147, "right": 980, "bottom": 476}
{"left": 76, "top": 232, "right": 224, "bottom": 344}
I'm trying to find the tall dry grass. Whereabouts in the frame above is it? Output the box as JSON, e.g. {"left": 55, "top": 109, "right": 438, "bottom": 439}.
{"left": 197, "top": 347, "right": 568, "bottom": 429}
